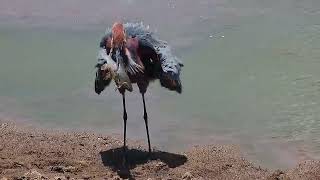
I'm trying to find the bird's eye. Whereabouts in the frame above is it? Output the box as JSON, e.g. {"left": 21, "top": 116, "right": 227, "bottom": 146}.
{"left": 110, "top": 51, "right": 116, "bottom": 60}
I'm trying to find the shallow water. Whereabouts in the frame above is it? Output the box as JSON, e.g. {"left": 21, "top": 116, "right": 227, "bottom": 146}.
{"left": 1, "top": 0, "right": 320, "bottom": 169}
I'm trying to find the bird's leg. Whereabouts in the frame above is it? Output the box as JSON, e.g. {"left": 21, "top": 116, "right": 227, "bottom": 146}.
{"left": 121, "top": 92, "right": 128, "bottom": 163}
{"left": 142, "top": 93, "right": 151, "bottom": 154}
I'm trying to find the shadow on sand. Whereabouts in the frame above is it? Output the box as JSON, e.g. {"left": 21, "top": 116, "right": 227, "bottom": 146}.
{"left": 100, "top": 147, "right": 188, "bottom": 179}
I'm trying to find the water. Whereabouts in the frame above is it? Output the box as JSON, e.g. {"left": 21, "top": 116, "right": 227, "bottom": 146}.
{"left": 1, "top": 0, "right": 320, "bottom": 169}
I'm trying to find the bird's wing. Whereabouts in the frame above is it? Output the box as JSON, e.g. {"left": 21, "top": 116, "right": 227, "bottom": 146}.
{"left": 124, "top": 37, "right": 146, "bottom": 75}
{"left": 138, "top": 34, "right": 183, "bottom": 93}
{"left": 155, "top": 40, "right": 183, "bottom": 93}
{"left": 123, "top": 22, "right": 183, "bottom": 93}
{"left": 124, "top": 48, "right": 144, "bottom": 75}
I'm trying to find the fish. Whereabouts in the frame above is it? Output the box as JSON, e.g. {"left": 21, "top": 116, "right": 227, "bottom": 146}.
{"left": 98, "top": 48, "right": 133, "bottom": 92}
{"left": 100, "top": 60, "right": 133, "bottom": 92}
{"left": 114, "top": 58, "right": 133, "bottom": 92}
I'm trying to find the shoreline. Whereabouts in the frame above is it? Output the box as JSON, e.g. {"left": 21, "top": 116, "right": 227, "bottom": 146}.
{"left": 1, "top": 119, "right": 320, "bottom": 179}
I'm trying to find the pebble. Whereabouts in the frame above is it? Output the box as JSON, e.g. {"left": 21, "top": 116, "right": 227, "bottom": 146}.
{"left": 82, "top": 175, "right": 91, "bottom": 180}
{"left": 51, "top": 165, "right": 76, "bottom": 173}
{"left": 77, "top": 160, "right": 89, "bottom": 167}
{"left": 54, "top": 176, "right": 67, "bottom": 180}
{"left": 20, "top": 169, "right": 47, "bottom": 179}
{"left": 0, "top": 123, "right": 8, "bottom": 128}
{"left": 112, "top": 176, "right": 121, "bottom": 180}
{"left": 182, "top": 172, "right": 193, "bottom": 180}
{"left": 155, "top": 161, "right": 166, "bottom": 169}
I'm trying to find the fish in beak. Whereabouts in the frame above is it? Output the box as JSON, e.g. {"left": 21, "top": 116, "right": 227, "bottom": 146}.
{"left": 96, "top": 48, "right": 116, "bottom": 80}
{"left": 113, "top": 49, "right": 133, "bottom": 92}
{"left": 97, "top": 22, "right": 143, "bottom": 92}
{"left": 96, "top": 47, "right": 133, "bottom": 92}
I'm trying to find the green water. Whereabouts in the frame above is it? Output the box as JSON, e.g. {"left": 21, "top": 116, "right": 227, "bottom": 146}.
{"left": 1, "top": 0, "right": 320, "bottom": 169}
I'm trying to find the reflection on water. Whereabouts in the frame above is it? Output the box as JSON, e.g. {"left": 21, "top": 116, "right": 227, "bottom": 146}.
{"left": 1, "top": 0, "right": 320, "bottom": 169}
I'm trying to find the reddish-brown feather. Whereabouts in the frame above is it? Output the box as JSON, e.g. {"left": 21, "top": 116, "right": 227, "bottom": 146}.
{"left": 126, "top": 37, "right": 144, "bottom": 67}
{"left": 111, "top": 22, "right": 126, "bottom": 49}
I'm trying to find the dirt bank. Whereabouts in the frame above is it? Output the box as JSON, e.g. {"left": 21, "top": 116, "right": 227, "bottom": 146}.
{"left": 0, "top": 120, "right": 319, "bottom": 180}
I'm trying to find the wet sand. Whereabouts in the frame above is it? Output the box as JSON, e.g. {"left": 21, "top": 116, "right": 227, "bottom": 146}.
{"left": 1, "top": 119, "right": 320, "bottom": 180}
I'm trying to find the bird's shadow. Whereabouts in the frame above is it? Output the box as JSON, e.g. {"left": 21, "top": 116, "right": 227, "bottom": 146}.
{"left": 100, "top": 147, "right": 188, "bottom": 179}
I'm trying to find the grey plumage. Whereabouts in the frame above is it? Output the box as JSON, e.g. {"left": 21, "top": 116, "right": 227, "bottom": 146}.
{"left": 103, "top": 22, "right": 183, "bottom": 78}
{"left": 95, "top": 22, "right": 184, "bottom": 159}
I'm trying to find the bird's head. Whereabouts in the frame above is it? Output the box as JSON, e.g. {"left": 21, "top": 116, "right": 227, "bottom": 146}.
{"left": 110, "top": 22, "right": 126, "bottom": 55}
{"left": 94, "top": 22, "right": 129, "bottom": 94}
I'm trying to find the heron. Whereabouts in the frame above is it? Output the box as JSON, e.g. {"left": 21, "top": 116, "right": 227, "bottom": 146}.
{"left": 94, "top": 22, "right": 183, "bottom": 157}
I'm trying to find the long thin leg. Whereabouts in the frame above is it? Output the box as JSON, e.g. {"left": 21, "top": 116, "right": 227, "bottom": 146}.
{"left": 122, "top": 92, "right": 128, "bottom": 155}
{"left": 142, "top": 93, "right": 151, "bottom": 153}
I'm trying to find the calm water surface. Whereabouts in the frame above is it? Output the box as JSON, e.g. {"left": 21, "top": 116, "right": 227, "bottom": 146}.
{"left": 1, "top": 0, "right": 320, "bottom": 169}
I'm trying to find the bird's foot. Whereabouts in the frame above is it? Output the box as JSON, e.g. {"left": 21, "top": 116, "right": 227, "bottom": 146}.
{"left": 147, "top": 149, "right": 152, "bottom": 159}
{"left": 122, "top": 146, "right": 128, "bottom": 167}
{"left": 122, "top": 156, "right": 127, "bottom": 167}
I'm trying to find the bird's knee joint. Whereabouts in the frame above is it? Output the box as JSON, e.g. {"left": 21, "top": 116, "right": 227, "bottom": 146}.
{"left": 140, "top": 89, "right": 147, "bottom": 94}
{"left": 123, "top": 113, "right": 128, "bottom": 121}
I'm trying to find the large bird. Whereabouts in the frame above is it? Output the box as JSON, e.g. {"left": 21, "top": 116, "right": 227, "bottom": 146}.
{"left": 94, "top": 22, "right": 183, "bottom": 156}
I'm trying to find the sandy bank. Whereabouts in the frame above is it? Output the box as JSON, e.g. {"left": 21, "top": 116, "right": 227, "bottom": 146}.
{"left": 0, "top": 120, "right": 320, "bottom": 180}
